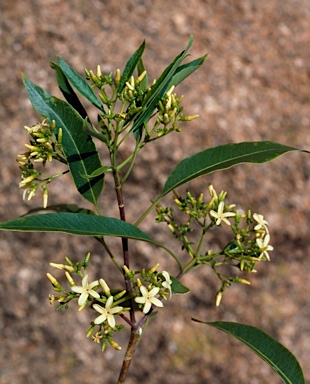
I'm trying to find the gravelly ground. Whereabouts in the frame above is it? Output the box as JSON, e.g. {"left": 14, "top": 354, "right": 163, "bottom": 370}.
{"left": 0, "top": 1, "right": 309, "bottom": 383}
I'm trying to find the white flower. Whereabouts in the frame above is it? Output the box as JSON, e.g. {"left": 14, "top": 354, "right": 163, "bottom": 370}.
{"left": 93, "top": 296, "right": 123, "bottom": 328}
{"left": 162, "top": 271, "right": 172, "bottom": 299}
{"left": 253, "top": 213, "right": 269, "bottom": 231}
{"left": 71, "top": 275, "right": 100, "bottom": 306}
{"left": 135, "top": 286, "right": 164, "bottom": 314}
{"left": 210, "top": 201, "right": 236, "bottom": 226}
{"left": 256, "top": 234, "right": 274, "bottom": 261}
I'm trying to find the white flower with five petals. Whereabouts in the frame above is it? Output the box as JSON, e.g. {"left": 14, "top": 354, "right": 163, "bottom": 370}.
{"left": 210, "top": 201, "right": 236, "bottom": 226}
{"left": 71, "top": 275, "right": 100, "bottom": 306}
{"left": 256, "top": 234, "right": 274, "bottom": 261}
{"left": 93, "top": 296, "right": 123, "bottom": 328}
{"left": 135, "top": 286, "right": 164, "bottom": 314}
{"left": 253, "top": 213, "right": 269, "bottom": 231}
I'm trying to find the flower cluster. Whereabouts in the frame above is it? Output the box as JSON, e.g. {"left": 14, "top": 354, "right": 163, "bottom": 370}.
{"left": 47, "top": 253, "right": 173, "bottom": 351}
{"left": 85, "top": 64, "right": 199, "bottom": 146}
{"left": 16, "top": 119, "right": 67, "bottom": 207}
{"left": 155, "top": 185, "right": 273, "bottom": 305}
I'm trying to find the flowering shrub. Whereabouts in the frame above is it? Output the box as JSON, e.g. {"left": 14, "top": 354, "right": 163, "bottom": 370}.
{"left": 0, "top": 35, "right": 308, "bottom": 383}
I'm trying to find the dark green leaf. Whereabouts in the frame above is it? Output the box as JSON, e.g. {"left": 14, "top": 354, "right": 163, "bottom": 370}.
{"left": 161, "top": 141, "right": 299, "bottom": 196}
{"left": 23, "top": 76, "right": 104, "bottom": 205}
{"left": 22, "top": 204, "right": 96, "bottom": 217}
{"left": 169, "top": 54, "right": 208, "bottom": 87}
{"left": 50, "top": 61, "right": 88, "bottom": 119}
{"left": 171, "top": 276, "right": 190, "bottom": 294}
{"left": 117, "top": 40, "right": 146, "bottom": 95}
{"left": 0, "top": 213, "right": 154, "bottom": 243}
{"left": 193, "top": 320, "right": 305, "bottom": 384}
{"left": 57, "top": 57, "right": 103, "bottom": 110}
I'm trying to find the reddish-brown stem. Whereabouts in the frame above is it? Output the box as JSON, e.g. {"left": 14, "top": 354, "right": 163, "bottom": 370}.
{"left": 117, "top": 328, "right": 142, "bottom": 384}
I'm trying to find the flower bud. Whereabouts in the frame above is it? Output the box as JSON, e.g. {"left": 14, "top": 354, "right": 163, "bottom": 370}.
{"left": 99, "top": 279, "right": 111, "bottom": 296}
{"left": 96, "top": 65, "right": 102, "bottom": 78}
{"left": 215, "top": 291, "right": 222, "bottom": 307}
{"left": 114, "top": 69, "right": 121, "bottom": 84}
{"left": 113, "top": 290, "right": 127, "bottom": 301}
{"left": 147, "top": 263, "right": 160, "bottom": 274}
{"left": 166, "top": 85, "right": 175, "bottom": 97}
{"left": 135, "top": 70, "right": 147, "bottom": 84}
{"left": 46, "top": 273, "right": 61, "bottom": 289}
{"left": 65, "top": 271, "right": 76, "bottom": 286}
{"left": 109, "top": 339, "right": 121, "bottom": 350}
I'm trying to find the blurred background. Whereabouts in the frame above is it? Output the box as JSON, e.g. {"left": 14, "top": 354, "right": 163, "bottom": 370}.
{"left": 0, "top": 1, "right": 309, "bottom": 383}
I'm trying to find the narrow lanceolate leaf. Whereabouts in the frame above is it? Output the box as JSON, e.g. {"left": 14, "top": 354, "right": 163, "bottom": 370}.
{"left": 57, "top": 57, "right": 103, "bottom": 110}
{"left": 192, "top": 320, "right": 305, "bottom": 384}
{"left": 23, "top": 76, "right": 104, "bottom": 205}
{"left": 0, "top": 213, "right": 154, "bottom": 243}
{"left": 117, "top": 40, "right": 146, "bottom": 95}
{"left": 168, "top": 54, "right": 208, "bottom": 88}
{"left": 50, "top": 61, "right": 88, "bottom": 119}
{"left": 161, "top": 141, "right": 300, "bottom": 196}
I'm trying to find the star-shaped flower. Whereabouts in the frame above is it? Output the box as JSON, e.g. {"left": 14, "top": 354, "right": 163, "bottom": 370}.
{"left": 93, "top": 296, "right": 123, "bottom": 328}
{"left": 210, "top": 201, "right": 236, "bottom": 226}
{"left": 135, "top": 286, "right": 164, "bottom": 314}
{"left": 71, "top": 275, "right": 100, "bottom": 306}
{"left": 256, "top": 234, "right": 274, "bottom": 261}
{"left": 253, "top": 213, "right": 269, "bottom": 231}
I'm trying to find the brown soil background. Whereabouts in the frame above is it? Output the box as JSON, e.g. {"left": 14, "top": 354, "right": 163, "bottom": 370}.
{"left": 0, "top": 1, "right": 309, "bottom": 383}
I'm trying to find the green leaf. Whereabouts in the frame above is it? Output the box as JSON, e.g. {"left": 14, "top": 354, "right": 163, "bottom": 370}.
{"left": 193, "top": 320, "right": 305, "bottom": 384}
{"left": 169, "top": 54, "right": 208, "bottom": 87}
{"left": 131, "top": 35, "right": 195, "bottom": 138}
{"left": 170, "top": 276, "right": 190, "bottom": 294}
{"left": 57, "top": 57, "right": 103, "bottom": 110}
{"left": 117, "top": 40, "right": 146, "bottom": 95}
{"left": 50, "top": 61, "right": 88, "bottom": 119}
{"left": 0, "top": 213, "right": 154, "bottom": 243}
{"left": 22, "top": 204, "right": 96, "bottom": 217}
{"left": 161, "top": 141, "right": 299, "bottom": 196}
{"left": 23, "top": 76, "right": 104, "bottom": 205}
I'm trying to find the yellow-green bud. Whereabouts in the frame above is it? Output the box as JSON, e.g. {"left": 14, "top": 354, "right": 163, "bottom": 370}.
{"left": 96, "top": 64, "right": 102, "bottom": 78}
{"left": 109, "top": 339, "right": 121, "bottom": 350}
{"left": 182, "top": 114, "right": 199, "bottom": 121}
{"left": 99, "top": 278, "right": 111, "bottom": 296}
{"left": 114, "top": 69, "right": 121, "bottom": 84}
{"left": 166, "top": 85, "right": 175, "bottom": 97}
{"left": 46, "top": 273, "right": 61, "bottom": 288}
{"left": 236, "top": 277, "right": 251, "bottom": 285}
{"left": 65, "top": 271, "right": 76, "bottom": 286}
{"left": 168, "top": 224, "right": 175, "bottom": 234}
{"left": 147, "top": 263, "right": 160, "bottom": 274}
{"left": 123, "top": 265, "right": 131, "bottom": 276}
{"left": 113, "top": 290, "right": 127, "bottom": 301}
{"left": 50, "top": 262, "right": 75, "bottom": 273}
{"left": 215, "top": 291, "right": 222, "bottom": 307}
{"left": 125, "top": 81, "right": 134, "bottom": 91}
{"left": 42, "top": 185, "right": 48, "bottom": 209}
{"left": 57, "top": 128, "right": 63, "bottom": 145}
{"left": 89, "top": 69, "right": 97, "bottom": 83}
{"left": 135, "top": 70, "right": 147, "bottom": 84}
